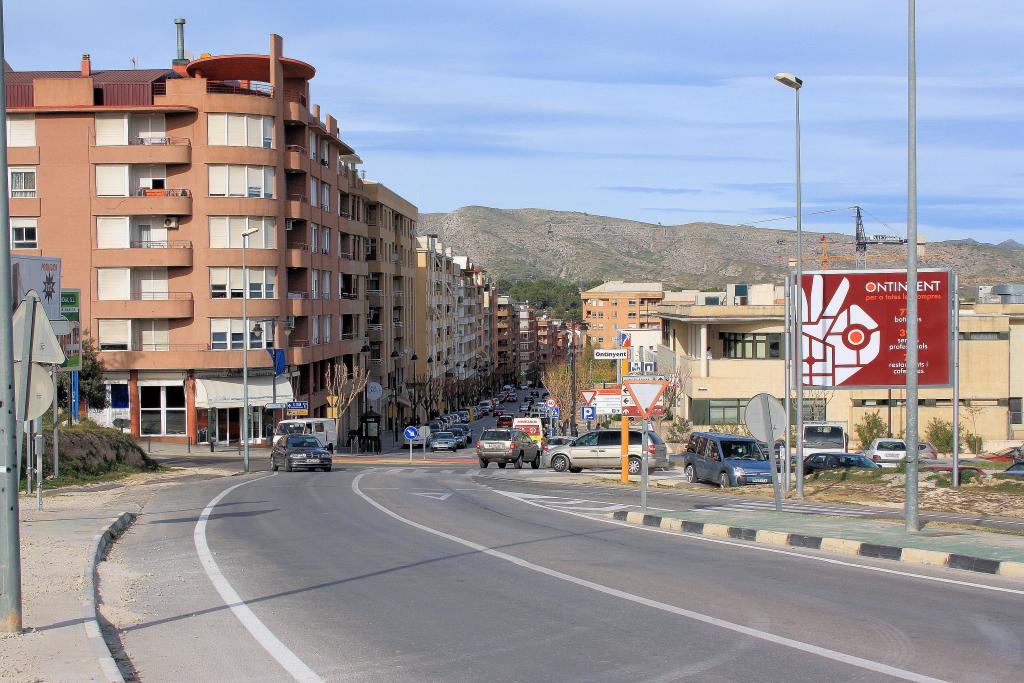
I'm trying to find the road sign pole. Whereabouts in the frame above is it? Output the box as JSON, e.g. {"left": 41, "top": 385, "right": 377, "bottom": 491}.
{"left": 410, "top": 438, "right": 414, "bottom": 463}
{"left": 952, "top": 273, "right": 960, "bottom": 488}
{"left": 51, "top": 366, "right": 59, "bottom": 479}
{"left": 905, "top": 0, "right": 921, "bottom": 532}
{"left": 640, "top": 419, "right": 650, "bottom": 513}
{"left": 783, "top": 276, "right": 792, "bottom": 495}
{"left": 620, "top": 358, "right": 629, "bottom": 483}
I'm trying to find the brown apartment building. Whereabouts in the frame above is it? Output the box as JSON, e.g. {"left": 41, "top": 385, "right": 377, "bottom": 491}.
{"left": 581, "top": 281, "right": 664, "bottom": 349}
{"left": 6, "top": 29, "right": 417, "bottom": 445}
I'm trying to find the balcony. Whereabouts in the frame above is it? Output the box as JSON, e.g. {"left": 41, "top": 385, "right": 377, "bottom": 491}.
{"left": 90, "top": 138, "right": 191, "bottom": 165}
{"left": 367, "top": 290, "right": 384, "bottom": 307}
{"left": 207, "top": 80, "right": 273, "bottom": 98}
{"left": 92, "top": 291, "right": 193, "bottom": 319}
{"left": 286, "top": 194, "right": 309, "bottom": 222}
{"left": 95, "top": 188, "right": 192, "bottom": 216}
{"left": 285, "top": 146, "right": 309, "bottom": 174}
{"left": 93, "top": 240, "right": 193, "bottom": 268}
{"left": 367, "top": 324, "right": 384, "bottom": 342}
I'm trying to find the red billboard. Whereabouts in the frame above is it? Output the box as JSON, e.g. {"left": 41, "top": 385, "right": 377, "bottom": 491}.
{"left": 799, "top": 269, "right": 952, "bottom": 389}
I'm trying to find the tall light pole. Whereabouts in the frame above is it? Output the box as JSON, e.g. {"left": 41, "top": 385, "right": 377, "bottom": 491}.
{"left": 241, "top": 227, "right": 258, "bottom": 473}
{"left": 775, "top": 71, "right": 805, "bottom": 497}
{"left": 905, "top": 0, "right": 921, "bottom": 531}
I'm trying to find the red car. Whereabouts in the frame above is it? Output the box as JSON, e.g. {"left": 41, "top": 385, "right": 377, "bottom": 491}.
{"left": 496, "top": 415, "right": 513, "bottom": 428}
{"left": 493, "top": 408, "right": 505, "bottom": 418}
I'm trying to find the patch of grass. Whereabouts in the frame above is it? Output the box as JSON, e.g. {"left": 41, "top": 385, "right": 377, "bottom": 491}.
{"left": 40, "top": 463, "right": 169, "bottom": 490}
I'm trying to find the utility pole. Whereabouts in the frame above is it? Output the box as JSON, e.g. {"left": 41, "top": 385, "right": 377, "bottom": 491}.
{"left": 905, "top": 0, "right": 921, "bottom": 531}
{"left": 568, "top": 328, "right": 578, "bottom": 437}
{"left": 0, "top": 0, "right": 24, "bottom": 629}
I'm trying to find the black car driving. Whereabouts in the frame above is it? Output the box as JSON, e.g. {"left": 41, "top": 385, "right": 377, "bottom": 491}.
{"left": 803, "top": 452, "right": 879, "bottom": 475}
{"left": 271, "top": 435, "right": 333, "bottom": 472}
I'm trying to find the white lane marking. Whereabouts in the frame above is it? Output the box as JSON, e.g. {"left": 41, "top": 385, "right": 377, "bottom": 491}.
{"left": 491, "top": 487, "right": 1024, "bottom": 597}
{"left": 194, "top": 474, "right": 325, "bottom": 683}
{"left": 410, "top": 491, "right": 453, "bottom": 501}
{"left": 493, "top": 489, "right": 667, "bottom": 513}
{"left": 352, "top": 472, "right": 945, "bottom": 683}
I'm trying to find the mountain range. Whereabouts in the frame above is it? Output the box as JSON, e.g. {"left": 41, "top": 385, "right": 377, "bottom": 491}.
{"left": 418, "top": 206, "right": 1024, "bottom": 288}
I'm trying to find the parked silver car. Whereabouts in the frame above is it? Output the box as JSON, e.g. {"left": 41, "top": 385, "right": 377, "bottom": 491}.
{"left": 476, "top": 428, "right": 541, "bottom": 469}
{"left": 864, "top": 438, "right": 907, "bottom": 467}
{"left": 546, "top": 429, "right": 669, "bottom": 474}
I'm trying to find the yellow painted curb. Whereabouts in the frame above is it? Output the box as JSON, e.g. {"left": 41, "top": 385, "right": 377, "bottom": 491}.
{"left": 755, "top": 530, "right": 791, "bottom": 547}
{"left": 703, "top": 523, "right": 732, "bottom": 539}
{"left": 820, "top": 537, "right": 863, "bottom": 556}
{"left": 899, "top": 547, "right": 950, "bottom": 568}
{"left": 625, "top": 511, "right": 646, "bottom": 524}
{"left": 997, "top": 561, "right": 1024, "bottom": 579}
{"left": 660, "top": 518, "right": 683, "bottom": 531}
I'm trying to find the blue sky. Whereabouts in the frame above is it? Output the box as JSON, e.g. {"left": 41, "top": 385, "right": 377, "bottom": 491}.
{"left": 7, "top": 1, "right": 1023, "bottom": 243}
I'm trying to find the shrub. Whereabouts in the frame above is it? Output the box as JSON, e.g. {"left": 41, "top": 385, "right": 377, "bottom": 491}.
{"left": 924, "top": 418, "right": 961, "bottom": 455}
{"left": 964, "top": 431, "right": 984, "bottom": 454}
{"left": 665, "top": 417, "right": 692, "bottom": 443}
{"left": 854, "top": 411, "right": 888, "bottom": 450}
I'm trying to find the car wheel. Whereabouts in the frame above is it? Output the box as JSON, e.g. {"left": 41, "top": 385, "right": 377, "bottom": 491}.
{"left": 684, "top": 464, "right": 696, "bottom": 483}
{"left": 719, "top": 472, "right": 731, "bottom": 488}
{"left": 551, "top": 454, "right": 569, "bottom": 472}
{"left": 285, "top": 460, "right": 293, "bottom": 473}
{"left": 327, "top": 443, "right": 334, "bottom": 453}
{"left": 628, "top": 457, "right": 642, "bottom": 476}
{"left": 569, "top": 467, "right": 583, "bottom": 473}
{"left": 514, "top": 453, "right": 524, "bottom": 469}
{"left": 324, "top": 466, "right": 332, "bottom": 472}
{"left": 531, "top": 455, "right": 541, "bottom": 469}
{"left": 479, "top": 458, "right": 489, "bottom": 469}
{"left": 497, "top": 462, "right": 507, "bottom": 469}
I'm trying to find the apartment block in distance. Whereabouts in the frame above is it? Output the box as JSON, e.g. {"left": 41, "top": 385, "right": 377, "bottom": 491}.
{"left": 5, "top": 25, "right": 418, "bottom": 445}
{"left": 582, "top": 281, "right": 664, "bottom": 349}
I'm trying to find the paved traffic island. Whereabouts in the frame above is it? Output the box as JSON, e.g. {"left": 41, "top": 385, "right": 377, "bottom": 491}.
{"left": 607, "top": 507, "right": 1024, "bottom": 578}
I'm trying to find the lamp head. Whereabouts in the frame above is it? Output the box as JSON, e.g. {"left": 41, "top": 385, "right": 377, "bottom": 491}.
{"left": 774, "top": 72, "right": 803, "bottom": 89}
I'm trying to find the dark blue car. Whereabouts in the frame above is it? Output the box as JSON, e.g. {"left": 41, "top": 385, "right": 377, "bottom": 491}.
{"left": 683, "top": 432, "right": 774, "bottom": 488}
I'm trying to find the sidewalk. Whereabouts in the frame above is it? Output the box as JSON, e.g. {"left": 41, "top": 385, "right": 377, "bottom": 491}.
{"left": 608, "top": 505, "right": 1024, "bottom": 578}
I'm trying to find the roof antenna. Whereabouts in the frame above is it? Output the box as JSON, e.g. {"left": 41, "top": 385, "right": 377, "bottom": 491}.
{"left": 129, "top": 57, "right": 138, "bottom": 69}
{"left": 173, "top": 18, "right": 188, "bottom": 65}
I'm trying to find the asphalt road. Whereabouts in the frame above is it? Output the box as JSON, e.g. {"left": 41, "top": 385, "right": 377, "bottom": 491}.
{"left": 100, "top": 462, "right": 1024, "bottom": 682}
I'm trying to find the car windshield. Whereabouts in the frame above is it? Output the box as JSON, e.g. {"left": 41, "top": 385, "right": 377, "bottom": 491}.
{"left": 803, "top": 426, "right": 844, "bottom": 447}
{"left": 878, "top": 440, "right": 906, "bottom": 451}
{"left": 1006, "top": 463, "right": 1023, "bottom": 472}
{"left": 286, "top": 436, "right": 320, "bottom": 448}
{"left": 720, "top": 440, "right": 767, "bottom": 460}
{"left": 482, "top": 430, "right": 511, "bottom": 440}
{"left": 436, "top": 432, "right": 454, "bottom": 439}
{"left": 841, "top": 454, "right": 875, "bottom": 467}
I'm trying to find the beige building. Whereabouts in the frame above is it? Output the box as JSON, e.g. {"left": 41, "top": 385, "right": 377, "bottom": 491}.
{"left": 582, "top": 281, "right": 663, "bottom": 349}
{"left": 658, "top": 293, "right": 1024, "bottom": 448}
{"left": 6, "top": 29, "right": 417, "bottom": 445}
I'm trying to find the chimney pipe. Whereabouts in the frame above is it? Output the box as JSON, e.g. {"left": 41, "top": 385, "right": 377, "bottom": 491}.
{"left": 174, "top": 18, "right": 187, "bottom": 64}
{"left": 81, "top": 54, "right": 91, "bottom": 77}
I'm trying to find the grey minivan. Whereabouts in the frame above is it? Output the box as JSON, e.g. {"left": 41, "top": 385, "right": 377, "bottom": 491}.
{"left": 547, "top": 429, "right": 669, "bottom": 474}
{"left": 476, "top": 428, "right": 541, "bottom": 469}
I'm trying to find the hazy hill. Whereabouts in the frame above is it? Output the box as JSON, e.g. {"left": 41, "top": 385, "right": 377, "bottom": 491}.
{"left": 418, "top": 206, "right": 1024, "bottom": 288}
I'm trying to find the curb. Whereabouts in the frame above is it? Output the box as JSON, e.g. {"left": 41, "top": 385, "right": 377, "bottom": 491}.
{"left": 608, "top": 511, "right": 1024, "bottom": 579}
{"left": 82, "top": 512, "right": 137, "bottom": 683}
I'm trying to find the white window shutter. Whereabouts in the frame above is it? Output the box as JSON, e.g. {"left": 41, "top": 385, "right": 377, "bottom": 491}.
{"left": 229, "top": 268, "right": 244, "bottom": 295}
{"left": 95, "top": 114, "right": 128, "bottom": 146}
{"left": 207, "top": 113, "right": 227, "bottom": 145}
{"left": 98, "top": 320, "right": 130, "bottom": 347}
{"left": 208, "top": 166, "right": 227, "bottom": 196}
{"left": 7, "top": 115, "right": 36, "bottom": 147}
{"left": 229, "top": 217, "right": 245, "bottom": 246}
{"left": 246, "top": 116, "right": 261, "bottom": 147}
{"left": 226, "top": 114, "right": 246, "bottom": 146}
{"left": 96, "top": 216, "right": 130, "bottom": 248}
{"left": 263, "top": 167, "right": 275, "bottom": 198}
{"left": 97, "top": 268, "right": 130, "bottom": 300}
{"left": 228, "top": 165, "right": 245, "bottom": 196}
{"left": 262, "top": 117, "right": 273, "bottom": 148}
{"left": 209, "top": 216, "right": 228, "bottom": 248}
{"left": 96, "top": 165, "right": 129, "bottom": 196}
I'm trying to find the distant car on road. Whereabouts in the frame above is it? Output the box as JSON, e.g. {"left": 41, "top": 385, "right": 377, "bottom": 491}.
{"left": 450, "top": 425, "right": 472, "bottom": 448}
{"left": 496, "top": 415, "right": 514, "bottom": 428}
{"left": 475, "top": 402, "right": 492, "bottom": 417}
{"left": 917, "top": 441, "right": 939, "bottom": 459}
{"left": 476, "top": 428, "right": 541, "bottom": 469}
{"left": 431, "top": 432, "right": 460, "bottom": 452}
{"left": 864, "top": 439, "right": 908, "bottom": 467}
{"left": 519, "top": 402, "right": 531, "bottom": 413}
{"left": 271, "top": 435, "right": 333, "bottom": 472}
{"left": 803, "top": 452, "right": 880, "bottom": 475}
{"left": 999, "top": 463, "right": 1024, "bottom": 477}
{"left": 682, "top": 433, "right": 773, "bottom": 488}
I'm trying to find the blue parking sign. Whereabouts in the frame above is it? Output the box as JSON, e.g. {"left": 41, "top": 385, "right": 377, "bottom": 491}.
{"left": 551, "top": 407, "right": 560, "bottom": 418}
{"left": 404, "top": 426, "right": 418, "bottom": 440}
{"left": 581, "top": 406, "right": 596, "bottom": 420}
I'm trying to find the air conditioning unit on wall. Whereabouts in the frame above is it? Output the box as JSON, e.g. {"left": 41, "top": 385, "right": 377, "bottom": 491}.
{"left": 163, "top": 217, "right": 179, "bottom": 229}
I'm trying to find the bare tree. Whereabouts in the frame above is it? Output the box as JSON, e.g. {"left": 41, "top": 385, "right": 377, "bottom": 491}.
{"left": 541, "top": 358, "right": 593, "bottom": 432}
{"left": 656, "top": 362, "right": 691, "bottom": 433}
{"left": 325, "top": 362, "right": 368, "bottom": 447}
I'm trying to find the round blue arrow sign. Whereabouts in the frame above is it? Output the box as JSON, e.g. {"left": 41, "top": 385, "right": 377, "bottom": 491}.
{"left": 404, "top": 426, "right": 419, "bottom": 439}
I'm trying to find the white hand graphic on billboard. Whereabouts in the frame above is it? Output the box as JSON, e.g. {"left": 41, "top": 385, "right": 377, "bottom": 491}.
{"left": 801, "top": 275, "right": 880, "bottom": 386}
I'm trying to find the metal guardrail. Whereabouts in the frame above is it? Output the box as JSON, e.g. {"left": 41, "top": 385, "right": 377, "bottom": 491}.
{"left": 207, "top": 81, "right": 273, "bottom": 98}
{"left": 128, "top": 137, "right": 190, "bottom": 146}
{"left": 133, "top": 188, "right": 191, "bottom": 197}
{"left": 122, "top": 291, "right": 192, "bottom": 301}
{"left": 129, "top": 240, "right": 192, "bottom": 249}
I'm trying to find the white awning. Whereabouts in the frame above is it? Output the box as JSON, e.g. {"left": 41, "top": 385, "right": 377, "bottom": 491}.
{"left": 195, "top": 376, "right": 295, "bottom": 409}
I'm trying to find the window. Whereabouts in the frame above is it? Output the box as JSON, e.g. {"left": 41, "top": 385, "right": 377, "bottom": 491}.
{"left": 98, "top": 319, "right": 131, "bottom": 351}
{"left": 721, "top": 332, "right": 782, "bottom": 359}
{"left": 211, "top": 319, "right": 274, "bottom": 350}
{"left": 208, "top": 216, "right": 276, "bottom": 249}
{"left": 10, "top": 218, "right": 38, "bottom": 249}
{"left": 309, "top": 132, "right": 318, "bottom": 160}
{"left": 321, "top": 272, "right": 330, "bottom": 299}
{"left": 321, "top": 182, "right": 330, "bottom": 211}
{"left": 320, "top": 140, "right": 329, "bottom": 164}
{"left": 321, "top": 227, "right": 330, "bottom": 254}
{"left": 310, "top": 178, "right": 319, "bottom": 208}
{"left": 97, "top": 268, "right": 130, "bottom": 300}
{"left": 690, "top": 399, "right": 746, "bottom": 425}
{"left": 210, "top": 267, "right": 275, "bottom": 299}
{"left": 96, "top": 165, "right": 129, "bottom": 196}
{"left": 323, "top": 315, "right": 331, "bottom": 344}
{"left": 140, "top": 385, "right": 186, "bottom": 436}
{"left": 208, "top": 165, "right": 275, "bottom": 198}
{"left": 207, "top": 113, "right": 273, "bottom": 148}
{"left": 310, "top": 223, "right": 318, "bottom": 253}
{"left": 312, "top": 270, "right": 319, "bottom": 299}
{"left": 959, "top": 331, "right": 1009, "bottom": 341}
{"left": 95, "top": 113, "right": 128, "bottom": 146}
{"left": 9, "top": 167, "right": 37, "bottom": 198}
{"left": 312, "top": 315, "right": 320, "bottom": 345}
{"left": 7, "top": 114, "right": 35, "bottom": 147}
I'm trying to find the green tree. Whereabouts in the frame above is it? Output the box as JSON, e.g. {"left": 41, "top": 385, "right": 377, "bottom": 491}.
{"left": 57, "top": 335, "right": 108, "bottom": 412}
{"left": 924, "top": 417, "right": 961, "bottom": 455}
{"left": 582, "top": 339, "right": 617, "bottom": 384}
{"left": 854, "top": 411, "right": 887, "bottom": 449}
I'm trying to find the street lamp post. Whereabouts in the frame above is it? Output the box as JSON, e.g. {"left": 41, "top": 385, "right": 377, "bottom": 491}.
{"left": 567, "top": 329, "right": 578, "bottom": 436}
{"left": 241, "top": 227, "right": 259, "bottom": 473}
{"left": 775, "top": 71, "right": 805, "bottom": 497}
{"left": 905, "top": 0, "right": 921, "bottom": 531}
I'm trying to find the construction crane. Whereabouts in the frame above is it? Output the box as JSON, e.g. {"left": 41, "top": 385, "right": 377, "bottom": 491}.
{"left": 853, "top": 205, "right": 906, "bottom": 267}
{"left": 818, "top": 206, "right": 950, "bottom": 269}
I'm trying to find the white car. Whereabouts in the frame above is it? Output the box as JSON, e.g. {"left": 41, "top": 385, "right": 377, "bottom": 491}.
{"left": 864, "top": 438, "right": 907, "bottom": 467}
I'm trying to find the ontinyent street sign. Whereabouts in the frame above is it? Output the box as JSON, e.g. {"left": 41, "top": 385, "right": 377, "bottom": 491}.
{"left": 744, "top": 393, "right": 787, "bottom": 444}
{"left": 265, "top": 402, "right": 286, "bottom": 410}
{"left": 367, "top": 382, "right": 384, "bottom": 401}
{"left": 545, "top": 398, "right": 556, "bottom": 409}
{"left": 404, "top": 426, "right": 419, "bottom": 440}
{"left": 621, "top": 378, "right": 668, "bottom": 420}
{"left": 594, "top": 349, "right": 628, "bottom": 360}
{"left": 580, "top": 390, "right": 597, "bottom": 407}
{"left": 581, "top": 406, "right": 596, "bottom": 421}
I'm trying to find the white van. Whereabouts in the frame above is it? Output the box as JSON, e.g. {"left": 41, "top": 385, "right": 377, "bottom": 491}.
{"left": 274, "top": 418, "right": 338, "bottom": 451}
